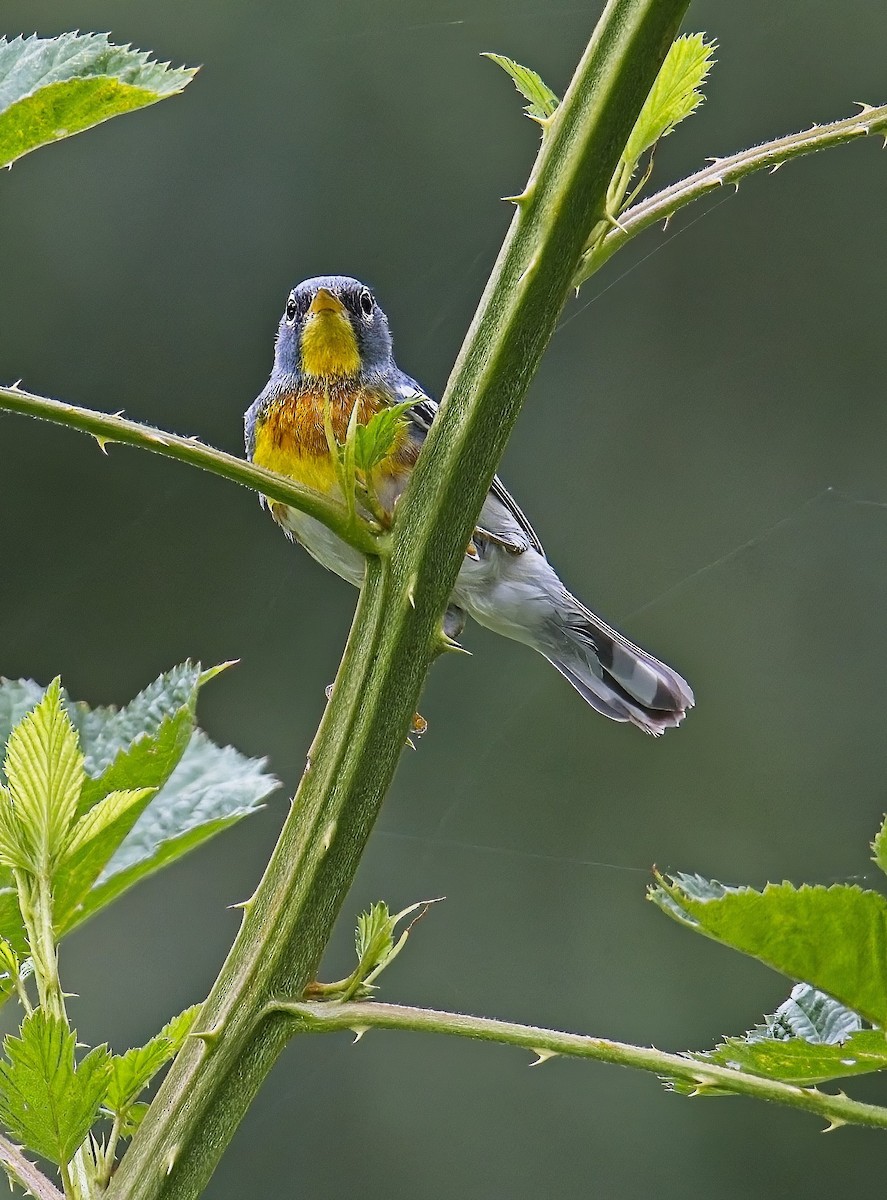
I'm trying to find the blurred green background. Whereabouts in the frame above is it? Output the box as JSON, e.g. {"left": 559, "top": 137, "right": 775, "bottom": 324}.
{"left": 3, "top": 1, "right": 887, "bottom": 1196}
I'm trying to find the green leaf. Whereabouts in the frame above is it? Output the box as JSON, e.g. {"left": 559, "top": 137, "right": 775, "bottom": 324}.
{"left": 352, "top": 898, "right": 440, "bottom": 995}
{"left": 871, "top": 811, "right": 887, "bottom": 878}
{"left": 622, "top": 33, "right": 715, "bottom": 169}
{"left": 54, "top": 788, "right": 156, "bottom": 929}
{"left": 0, "top": 1010, "right": 110, "bottom": 1166}
{"left": 483, "top": 53, "right": 559, "bottom": 121}
{"left": 68, "top": 731, "right": 276, "bottom": 932}
{"left": 353, "top": 401, "right": 417, "bottom": 475}
{"left": 667, "top": 985, "right": 887, "bottom": 1094}
{"left": 3, "top": 678, "right": 84, "bottom": 871}
{"left": 0, "top": 32, "right": 196, "bottom": 169}
{"left": 0, "top": 681, "right": 45, "bottom": 781}
{"left": 651, "top": 872, "right": 887, "bottom": 1026}
{"left": 105, "top": 1004, "right": 199, "bottom": 1116}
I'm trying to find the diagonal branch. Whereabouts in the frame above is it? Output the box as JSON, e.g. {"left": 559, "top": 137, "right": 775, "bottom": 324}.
{"left": 0, "top": 1133, "right": 64, "bottom": 1200}
{"left": 276, "top": 999, "right": 887, "bottom": 1132}
{"left": 573, "top": 102, "right": 887, "bottom": 285}
{"left": 0, "top": 385, "right": 383, "bottom": 556}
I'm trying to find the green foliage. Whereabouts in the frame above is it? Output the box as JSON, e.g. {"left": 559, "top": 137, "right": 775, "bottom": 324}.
{"left": 651, "top": 871, "right": 887, "bottom": 1026}
{"left": 350, "top": 899, "right": 439, "bottom": 996}
{"left": 483, "top": 53, "right": 558, "bottom": 120}
{"left": 667, "top": 984, "right": 887, "bottom": 1095}
{"left": 105, "top": 1005, "right": 200, "bottom": 1127}
{"left": 0, "top": 665, "right": 278, "bottom": 947}
{"left": 352, "top": 401, "right": 417, "bottom": 475}
{"left": 621, "top": 33, "right": 714, "bottom": 172}
{"left": 0, "top": 33, "right": 196, "bottom": 169}
{"left": 0, "top": 1010, "right": 110, "bottom": 1167}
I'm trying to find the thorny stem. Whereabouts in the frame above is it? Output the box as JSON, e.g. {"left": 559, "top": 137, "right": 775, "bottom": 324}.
{"left": 0, "top": 385, "right": 383, "bottom": 557}
{"left": 14, "top": 870, "right": 66, "bottom": 1022}
{"left": 0, "top": 1133, "right": 64, "bottom": 1200}
{"left": 573, "top": 102, "right": 887, "bottom": 285}
{"left": 100, "top": 3, "right": 692, "bottom": 1198}
{"left": 275, "top": 1000, "right": 887, "bottom": 1133}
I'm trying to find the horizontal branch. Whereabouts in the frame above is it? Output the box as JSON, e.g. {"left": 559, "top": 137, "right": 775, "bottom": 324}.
{"left": 0, "top": 1133, "right": 63, "bottom": 1200}
{"left": 276, "top": 999, "right": 887, "bottom": 1133}
{"left": 573, "top": 101, "right": 887, "bottom": 285}
{"left": 0, "top": 384, "right": 384, "bottom": 556}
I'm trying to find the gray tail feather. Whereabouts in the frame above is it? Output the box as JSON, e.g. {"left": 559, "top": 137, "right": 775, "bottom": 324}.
{"left": 545, "top": 600, "right": 694, "bottom": 736}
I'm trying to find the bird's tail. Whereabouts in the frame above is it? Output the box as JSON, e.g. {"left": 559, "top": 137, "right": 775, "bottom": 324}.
{"left": 544, "top": 598, "right": 694, "bottom": 735}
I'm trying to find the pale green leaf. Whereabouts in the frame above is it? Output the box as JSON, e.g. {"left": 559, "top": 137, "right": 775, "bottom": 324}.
{"left": 622, "top": 33, "right": 715, "bottom": 169}
{"left": 0, "top": 790, "right": 31, "bottom": 873}
{"left": 0, "top": 32, "right": 196, "bottom": 169}
{"left": 651, "top": 872, "right": 887, "bottom": 1026}
{"left": 105, "top": 1004, "right": 199, "bottom": 1115}
{"left": 54, "top": 788, "right": 156, "bottom": 929}
{"left": 68, "top": 731, "right": 276, "bottom": 932}
{"left": 3, "top": 678, "right": 84, "bottom": 870}
{"left": 0, "top": 1010, "right": 110, "bottom": 1166}
{"left": 483, "top": 53, "right": 559, "bottom": 120}
{"left": 355, "top": 902, "right": 394, "bottom": 976}
{"left": 353, "top": 401, "right": 416, "bottom": 474}
{"left": 871, "top": 811, "right": 887, "bottom": 878}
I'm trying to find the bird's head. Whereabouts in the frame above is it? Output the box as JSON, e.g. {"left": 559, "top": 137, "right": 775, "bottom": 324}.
{"left": 272, "top": 275, "right": 393, "bottom": 382}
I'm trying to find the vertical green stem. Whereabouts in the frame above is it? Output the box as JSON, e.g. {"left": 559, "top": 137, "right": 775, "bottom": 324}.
{"left": 106, "top": 3, "right": 691, "bottom": 1198}
{"left": 15, "top": 871, "right": 66, "bottom": 1021}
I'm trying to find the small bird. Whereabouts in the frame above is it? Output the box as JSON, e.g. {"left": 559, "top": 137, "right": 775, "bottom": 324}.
{"left": 245, "top": 275, "right": 693, "bottom": 733}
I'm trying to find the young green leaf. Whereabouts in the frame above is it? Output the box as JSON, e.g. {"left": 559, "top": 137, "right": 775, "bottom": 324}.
{"left": 651, "top": 872, "right": 887, "bottom": 1026}
{"left": 53, "top": 787, "right": 156, "bottom": 928}
{"left": 0, "top": 33, "right": 196, "bottom": 169}
{"left": 621, "top": 33, "right": 715, "bottom": 171}
{"left": 666, "top": 985, "right": 887, "bottom": 1094}
{"left": 3, "top": 679, "right": 84, "bottom": 872}
{"left": 483, "top": 53, "right": 559, "bottom": 121}
{"left": 105, "top": 1004, "right": 199, "bottom": 1117}
{"left": 0, "top": 1010, "right": 110, "bottom": 1166}
{"left": 353, "top": 401, "right": 416, "bottom": 475}
{"left": 352, "top": 898, "right": 441, "bottom": 995}
{"left": 66, "top": 732, "right": 276, "bottom": 933}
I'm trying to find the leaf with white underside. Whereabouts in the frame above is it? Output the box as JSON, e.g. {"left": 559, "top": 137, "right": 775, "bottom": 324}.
{"left": 0, "top": 32, "right": 196, "bottom": 169}
{"left": 666, "top": 984, "right": 887, "bottom": 1095}
{"left": 0, "top": 1009, "right": 110, "bottom": 1167}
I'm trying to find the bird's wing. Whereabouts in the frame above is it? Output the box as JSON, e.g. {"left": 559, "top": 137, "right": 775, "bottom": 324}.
{"left": 392, "top": 372, "right": 545, "bottom": 556}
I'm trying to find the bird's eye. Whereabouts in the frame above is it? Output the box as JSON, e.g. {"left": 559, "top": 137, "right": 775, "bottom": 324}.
{"left": 285, "top": 296, "right": 297, "bottom": 322}
{"left": 359, "top": 289, "right": 374, "bottom": 319}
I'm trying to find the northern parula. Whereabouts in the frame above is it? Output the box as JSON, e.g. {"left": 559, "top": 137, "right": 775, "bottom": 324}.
{"left": 245, "top": 275, "right": 693, "bottom": 733}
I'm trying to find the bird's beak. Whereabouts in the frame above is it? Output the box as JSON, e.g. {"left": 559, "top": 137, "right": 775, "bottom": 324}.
{"left": 307, "top": 287, "right": 346, "bottom": 317}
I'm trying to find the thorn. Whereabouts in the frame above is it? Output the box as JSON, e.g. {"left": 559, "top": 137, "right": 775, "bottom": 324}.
{"left": 529, "top": 1048, "right": 557, "bottom": 1067}
{"left": 9, "top": 379, "right": 23, "bottom": 391}
{"left": 438, "top": 633, "right": 472, "bottom": 656}
{"left": 191, "top": 1021, "right": 224, "bottom": 1049}
{"left": 324, "top": 684, "right": 334, "bottom": 701}
{"left": 502, "top": 188, "right": 532, "bottom": 206}
{"left": 661, "top": 215, "right": 671, "bottom": 232}
{"left": 228, "top": 891, "right": 256, "bottom": 912}
{"left": 853, "top": 100, "right": 875, "bottom": 114}
{"left": 769, "top": 161, "right": 784, "bottom": 174}
{"left": 406, "top": 575, "right": 417, "bottom": 608}
{"left": 166, "top": 1146, "right": 179, "bottom": 1176}
{"left": 405, "top": 736, "right": 416, "bottom": 750}
{"left": 322, "top": 819, "right": 337, "bottom": 852}
{"left": 351, "top": 1026, "right": 369, "bottom": 1044}
{"left": 822, "top": 1118, "right": 847, "bottom": 1133}
{"left": 94, "top": 434, "right": 112, "bottom": 454}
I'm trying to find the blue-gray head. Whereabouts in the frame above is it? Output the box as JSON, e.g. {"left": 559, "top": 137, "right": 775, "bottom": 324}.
{"left": 272, "top": 275, "right": 393, "bottom": 381}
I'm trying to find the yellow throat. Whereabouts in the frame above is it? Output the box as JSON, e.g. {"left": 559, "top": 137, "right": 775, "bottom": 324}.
{"left": 299, "top": 287, "right": 361, "bottom": 378}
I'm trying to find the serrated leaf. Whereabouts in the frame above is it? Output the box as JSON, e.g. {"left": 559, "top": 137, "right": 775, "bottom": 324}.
{"left": 651, "top": 872, "right": 887, "bottom": 1026}
{"left": 871, "top": 812, "right": 887, "bottom": 878}
{"left": 120, "top": 1100, "right": 150, "bottom": 1139}
{"left": 0, "top": 1010, "right": 110, "bottom": 1166}
{"left": 353, "top": 401, "right": 416, "bottom": 475}
{"left": 483, "top": 53, "right": 559, "bottom": 120}
{"left": 0, "top": 32, "right": 196, "bottom": 168}
{"left": 3, "top": 679, "right": 84, "bottom": 871}
{"left": 105, "top": 1004, "right": 199, "bottom": 1115}
{"left": 67, "top": 731, "right": 276, "bottom": 932}
{"left": 54, "top": 788, "right": 156, "bottom": 929}
{"left": 667, "top": 985, "right": 887, "bottom": 1093}
{"left": 0, "top": 682, "right": 45, "bottom": 782}
{"left": 622, "top": 33, "right": 715, "bottom": 169}
{"left": 77, "top": 707, "right": 193, "bottom": 816}
{"left": 355, "top": 902, "right": 394, "bottom": 975}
